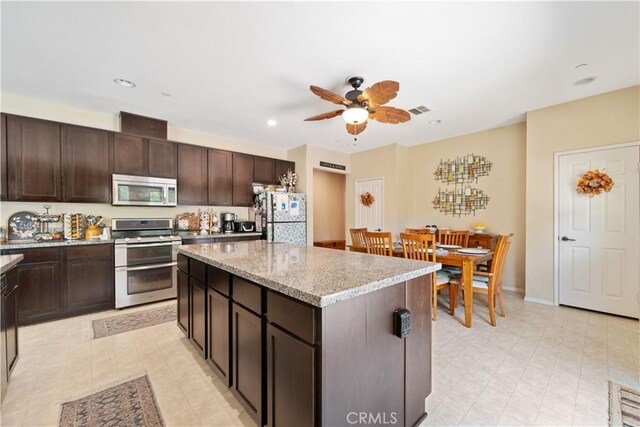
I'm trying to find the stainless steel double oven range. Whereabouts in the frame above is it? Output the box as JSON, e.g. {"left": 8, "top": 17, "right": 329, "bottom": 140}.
{"left": 113, "top": 218, "right": 182, "bottom": 308}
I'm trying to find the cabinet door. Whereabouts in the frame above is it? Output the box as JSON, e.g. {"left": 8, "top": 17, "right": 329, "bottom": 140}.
{"left": 253, "top": 156, "right": 275, "bottom": 184}
{"left": 207, "top": 288, "right": 230, "bottom": 386}
{"left": 232, "top": 153, "right": 254, "bottom": 206}
{"left": 177, "top": 270, "right": 190, "bottom": 336}
{"left": 65, "top": 246, "right": 114, "bottom": 314}
{"left": 1, "top": 114, "right": 7, "bottom": 200}
{"left": 113, "top": 133, "right": 148, "bottom": 176}
{"left": 4, "top": 268, "right": 19, "bottom": 377}
{"left": 148, "top": 139, "right": 177, "bottom": 179}
{"left": 232, "top": 302, "right": 262, "bottom": 422}
{"left": 266, "top": 323, "right": 315, "bottom": 427}
{"left": 64, "top": 125, "right": 112, "bottom": 203}
{"left": 6, "top": 115, "right": 62, "bottom": 201}
{"left": 208, "top": 148, "right": 233, "bottom": 206}
{"left": 275, "top": 160, "right": 295, "bottom": 182}
{"left": 190, "top": 277, "right": 207, "bottom": 357}
{"left": 177, "top": 144, "right": 208, "bottom": 205}
{"left": 16, "top": 260, "right": 63, "bottom": 325}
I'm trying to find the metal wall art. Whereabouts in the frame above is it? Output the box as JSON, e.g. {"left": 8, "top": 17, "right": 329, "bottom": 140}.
{"left": 432, "top": 153, "right": 492, "bottom": 217}
{"left": 434, "top": 153, "right": 492, "bottom": 184}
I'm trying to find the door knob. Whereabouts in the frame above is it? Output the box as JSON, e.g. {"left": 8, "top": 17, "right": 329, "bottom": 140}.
{"left": 375, "top": 228, "right": 382, "bottom": 232}
{"left": 560, "top": 236, "right": 576, "bottom": 242}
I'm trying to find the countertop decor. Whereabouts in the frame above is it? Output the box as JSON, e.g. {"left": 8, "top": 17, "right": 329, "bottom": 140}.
{"left": 178, "top": 241, "right": 439, "bottom": 307}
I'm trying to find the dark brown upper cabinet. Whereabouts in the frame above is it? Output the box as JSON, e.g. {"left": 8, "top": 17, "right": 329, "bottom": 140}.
{"left": 253, "top": 156, "right": 275, "bottom": 184}
{"left": 208, "top": 148, "right": 233, "bottom": 206}
{"left": 64, "top": 125, "right": 112, "bottom": 203}
{"left": 113, "top": 133, "right": 148, "bottom": 176}
{"left": 232, "top": 153, "right": 254, "bottom": 206}
{"left": 177, "top": 143, "right": 208, "bottom": 205}
{"left": 6, "top": 115, "right": 63, "bottom": 201}
{"left": 275, "top": 160, "right": 295, "bottom": 182}
{"left": 1, "top": 114, "right": 7, "bottom": 200}
{"left": 148, "top": 138, "right": 177, "bottom": 179}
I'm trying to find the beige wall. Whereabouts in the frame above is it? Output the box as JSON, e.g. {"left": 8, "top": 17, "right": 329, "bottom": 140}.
{"left": 287, "top": 144, "right": 349, "bottom": 244}
{"left": 407, "top": 123, "right": 527, "bottom": 291}
{"left": 1, "top": 94, "right": 287, "bottom": 159}
{"left": 312, "top": 170, "right": 346, "bottom": 242}
{"left": 525, "top": 85, "right": 640, "bottom": 302}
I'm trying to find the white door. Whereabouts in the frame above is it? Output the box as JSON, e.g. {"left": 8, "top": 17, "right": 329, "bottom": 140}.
{"left": 558, "top": 145, "right": 639, "bottom": 318}
{"left": 355, "top": 177, "right": 384, "bottom": 231}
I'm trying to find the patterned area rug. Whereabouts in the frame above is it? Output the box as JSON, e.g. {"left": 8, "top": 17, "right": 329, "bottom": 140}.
{"left": 59, "top": 375, "right": 164, "bottom": 427}
{"left": 93, "top": 305, "right": 176, "bottom": 339}
{"left": 610, "top": 381, "right": 640, "bottom": 427}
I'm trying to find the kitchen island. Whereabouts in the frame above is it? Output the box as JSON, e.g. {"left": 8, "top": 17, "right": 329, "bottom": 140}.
{"left": 178, "top": 241, "right": 439, "bottom": 427}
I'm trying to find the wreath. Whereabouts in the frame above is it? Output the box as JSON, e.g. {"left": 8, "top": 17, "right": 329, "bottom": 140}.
{"left": 576, "top": 169, "right": 614, "bottom": 197}
{"left": 360, "top": 192, "right": 375, "bottom": 207}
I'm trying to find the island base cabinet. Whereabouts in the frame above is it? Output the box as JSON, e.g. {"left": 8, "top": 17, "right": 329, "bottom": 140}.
{"left": 177, "top": 270, "right": 190, "bottom": 337}
{"left": 266, "top": 324, "right": 315, "bottom": 427}
{"left": 189, "top": 278, "right": 207, "bottom": 357}
{"left": 231, "top": 303, "right": 262, "bottom": 424}
{"left": 207, "top": 288, "right": 230, "bottom": 386}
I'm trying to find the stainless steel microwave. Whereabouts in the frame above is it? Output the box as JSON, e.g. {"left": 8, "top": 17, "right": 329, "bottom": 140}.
{"left": 112, "top": 174, "right": 177, "bottom": 206}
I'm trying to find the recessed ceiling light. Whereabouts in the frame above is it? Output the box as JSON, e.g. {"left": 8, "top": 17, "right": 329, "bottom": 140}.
{"left": 573, "top": 77, "right": 597, "bottom": 86}
{"left": 429, "top": 120, "right": 442, "bottom": 124}
{"left": 161, "top": 92, "right": 171, "bottom": 97}
{"left": 114, "top": 78, "right": 136, "bottom": 88}
{"left": 266, "top": 119, "right": 277, "bottom": 127}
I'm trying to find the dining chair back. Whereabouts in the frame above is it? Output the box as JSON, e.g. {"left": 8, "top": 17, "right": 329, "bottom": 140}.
{"left": 364, "top": 231, "right": 393, "bottom": 257}
{"left": 438, "top": 230, "right": 470, "bottom": 247}
{"left": 400, "top": 233, "right": 454, "bottom": 320}
{"left": 450, "top": 233, "right": 514, "bottom": 326}
{"left": 349, "top": 228, "right": 367, "bottom": 251}
{"left": 404, "top": 228, "right": 431, "bottom": 235}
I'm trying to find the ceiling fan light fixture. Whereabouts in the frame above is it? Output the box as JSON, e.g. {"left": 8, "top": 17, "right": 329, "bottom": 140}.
{"left": 342, "top": 106, "right": 369, "bottom": 124}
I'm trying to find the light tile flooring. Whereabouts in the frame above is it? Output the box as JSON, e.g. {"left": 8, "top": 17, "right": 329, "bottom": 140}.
{"left": 0, "top": 292, "right": 638, "bottom": 427}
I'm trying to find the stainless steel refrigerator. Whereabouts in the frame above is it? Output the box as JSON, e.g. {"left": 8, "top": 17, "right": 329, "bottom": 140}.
{"left": 259, "top": 191, "right": 306, "bottom": 245}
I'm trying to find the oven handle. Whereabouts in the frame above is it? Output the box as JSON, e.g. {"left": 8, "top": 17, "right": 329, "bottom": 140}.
{"left": 116, "top": 262, "right": 177, "bottom": 272}
{"left": 121, "top": 242, "right": 181, "bottom": 249}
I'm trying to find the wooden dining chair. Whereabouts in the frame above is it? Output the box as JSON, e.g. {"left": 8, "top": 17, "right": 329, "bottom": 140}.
{"left": 404, "top": 228, "right": 431, "bottom": 235}
{"left": 438, "top": 230, "right": 470, "bottom": 247}
{"left": 400, "top": 233, "right": 454, "bottom": 321}
{"left": 364, "top": 231, "right": 393, "bottom": 257}
{"left": 349, "top": 228, "right": 367, "bottom": 252}
{"left": 449, "top": 233, "right": 513, "bottom": 326}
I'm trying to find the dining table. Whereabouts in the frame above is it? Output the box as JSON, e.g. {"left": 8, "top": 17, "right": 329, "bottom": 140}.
{"left": 347, "top": 244, "right": 494, "bottom": 328}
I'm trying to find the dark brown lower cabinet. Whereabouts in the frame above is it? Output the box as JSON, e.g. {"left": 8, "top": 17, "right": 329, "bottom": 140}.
{"left": 65, "top": 245, "right": 113, "bottom": 315}
{"left": 190, "top": 278, "right": 207, "bottom": 357}
{"left": 177, "top": 270, "right": 190, "bottom": 337}
{"left": 3, "top": 267, "right": 19, "bottom": 379}
{"left": 207, "top": 288, "right": 230, "bottom": 386}
{"left": 266, "top": 324, "right": 315, "bottom": 427}
{"left": 231, "top": 302, "right": 262, "bottom": 423}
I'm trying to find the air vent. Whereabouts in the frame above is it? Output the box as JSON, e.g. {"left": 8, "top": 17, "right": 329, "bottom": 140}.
{"left": 408, "top": 105, "right": 431, "bottom": 115}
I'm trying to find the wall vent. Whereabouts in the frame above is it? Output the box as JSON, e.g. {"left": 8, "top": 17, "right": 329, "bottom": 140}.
{"left": 408, "top": 105, "right": 431, "bottom": 115}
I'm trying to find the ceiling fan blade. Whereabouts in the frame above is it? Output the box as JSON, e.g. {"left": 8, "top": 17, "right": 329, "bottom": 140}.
{"left": 310, "top": 85, "right": 352, "bottom": 106}
{"left": 358, "top": 80, "right": 400, "bottom": 107}
{"left": 304, "top": 110, "right": 344, "bottom": 121}
{"left": 372, "top": 106, "right": 411, "bottom": 124}
{"left": 346, "top": 121, "right": 367, "bottom": 135}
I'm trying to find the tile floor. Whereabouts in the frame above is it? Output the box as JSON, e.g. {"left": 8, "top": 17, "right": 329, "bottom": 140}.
{"left": 0, "top": 291, "right": 638, "bottom": 426}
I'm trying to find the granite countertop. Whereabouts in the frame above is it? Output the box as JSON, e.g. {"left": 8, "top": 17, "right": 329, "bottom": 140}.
{"left": 177, "top": 232, "right": 262, "bottom": 240}
{"left": 0, "top": 239, "right": 115, "bottom": 250}
{"left": 178, "top": 241, "right": 440, "bottom": 307}
{"left": 0, "top": 254, "right": 24, "bottom": 274}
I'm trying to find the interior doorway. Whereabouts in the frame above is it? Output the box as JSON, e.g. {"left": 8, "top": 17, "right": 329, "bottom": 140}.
{"left": 555, "top": 143, "right": 639, "bottom": 318}
{"left": 313, "top": 169, "right": 346, "bottom": 246}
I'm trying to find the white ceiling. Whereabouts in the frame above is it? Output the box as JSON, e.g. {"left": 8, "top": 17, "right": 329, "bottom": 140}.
{"left": 2, "top": 2, "right": 638, "bottom": 153}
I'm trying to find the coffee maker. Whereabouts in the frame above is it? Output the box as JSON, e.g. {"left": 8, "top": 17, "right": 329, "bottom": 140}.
{"left": 221, "top": 213, "right": 236, "bottom": 233}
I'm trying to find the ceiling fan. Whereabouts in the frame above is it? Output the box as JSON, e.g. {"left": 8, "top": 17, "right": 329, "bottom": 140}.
{"left": 304, "top": 76, "right": 411, "bottom": 136}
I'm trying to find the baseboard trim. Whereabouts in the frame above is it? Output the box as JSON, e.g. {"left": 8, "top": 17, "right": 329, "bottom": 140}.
{"left": 524, "top": 296, "right": 556, "bottom": 306}
{"left": 503, "top": 286, "right": 524, "bottom": 294}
